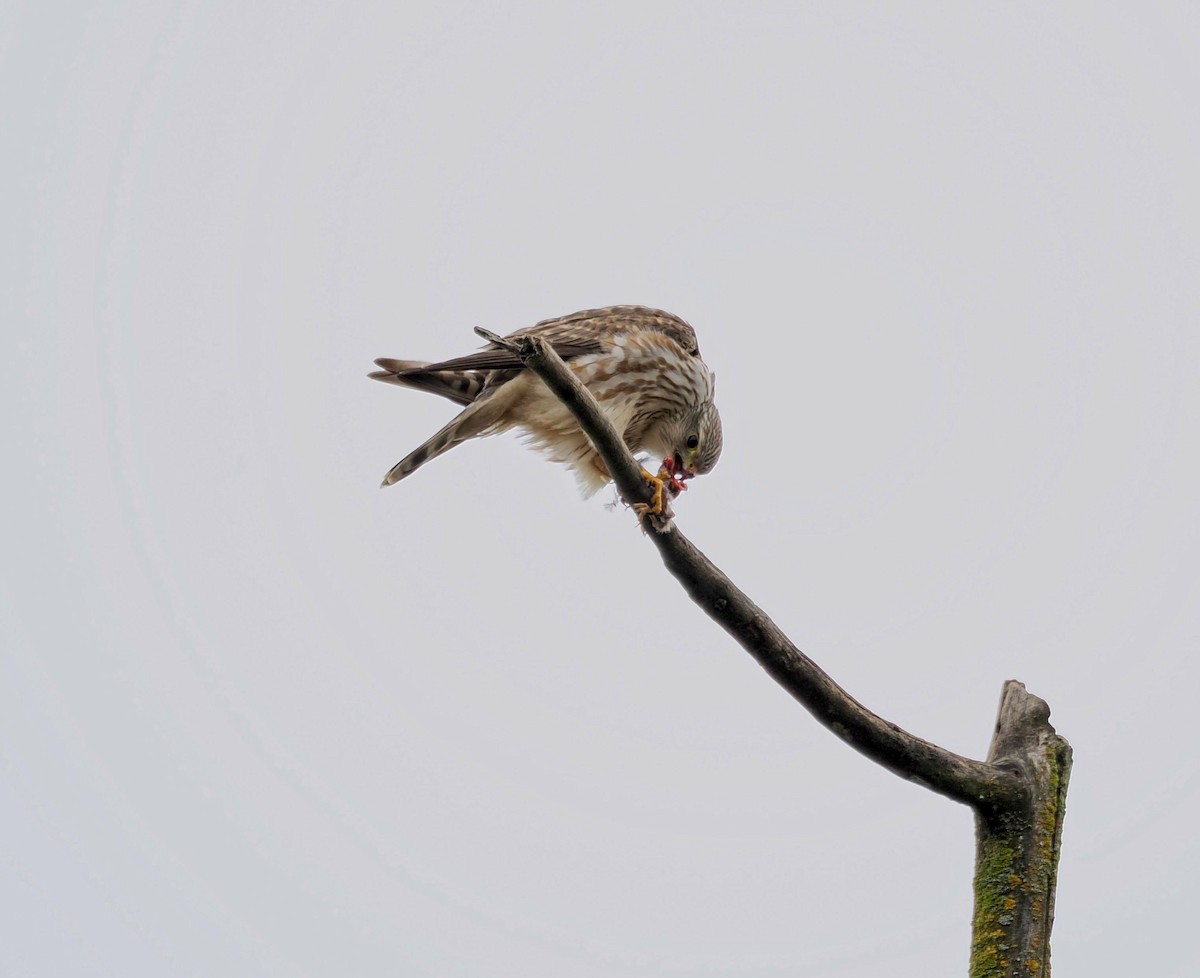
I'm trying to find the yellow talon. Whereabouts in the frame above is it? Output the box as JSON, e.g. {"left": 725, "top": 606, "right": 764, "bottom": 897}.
{"left": 632, "top": 466, "right": 667, "bottom": 519}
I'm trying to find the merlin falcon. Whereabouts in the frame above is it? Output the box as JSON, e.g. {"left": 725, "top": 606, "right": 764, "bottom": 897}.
{"left": 369, "top": 305, "right": 723, "bottom": 510}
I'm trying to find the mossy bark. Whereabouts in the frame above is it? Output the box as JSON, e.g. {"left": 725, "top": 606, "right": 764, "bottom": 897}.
{"left": 970, "top": 682, "right": 1072, "bottom": 977}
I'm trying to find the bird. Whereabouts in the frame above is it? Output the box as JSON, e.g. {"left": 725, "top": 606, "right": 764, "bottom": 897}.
{"left": 369, "top": 305, "right": 722, "bottom": 512}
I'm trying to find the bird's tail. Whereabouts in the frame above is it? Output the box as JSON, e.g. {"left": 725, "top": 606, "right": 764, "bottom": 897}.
{"left": 369, "top": 358, "right": 489, "bottom": 407}
{"left": 379, "top": 398, "right": 499, "bottom": 487}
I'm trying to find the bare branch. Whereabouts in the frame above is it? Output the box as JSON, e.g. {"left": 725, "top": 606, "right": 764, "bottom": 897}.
{"left": 490, "top": 327, "right": 1026, "bottom": 815}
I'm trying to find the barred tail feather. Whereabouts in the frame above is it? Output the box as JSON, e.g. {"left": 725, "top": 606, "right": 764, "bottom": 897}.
{"left": 370, "top": 358, "right": 489, "bottom": 407}
{"left": 380, "top": 399, "right": 498, "bottom": 487}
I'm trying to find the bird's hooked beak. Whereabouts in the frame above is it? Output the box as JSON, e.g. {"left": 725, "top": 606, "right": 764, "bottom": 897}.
{"left": 672, "top": 452, "right": 696, "bottom": 481}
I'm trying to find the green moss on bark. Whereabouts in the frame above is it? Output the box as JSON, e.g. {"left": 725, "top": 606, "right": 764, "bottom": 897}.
{"left": 971, "top": 830, "right": 1021, "bottom": 978}
{"left": 971, "top": 730, "right": 1071, "bottom": 977}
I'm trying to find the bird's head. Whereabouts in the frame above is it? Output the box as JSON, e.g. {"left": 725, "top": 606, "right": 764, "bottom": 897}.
{"left": 659, "top": 399, "right": 723, "bottom": 483}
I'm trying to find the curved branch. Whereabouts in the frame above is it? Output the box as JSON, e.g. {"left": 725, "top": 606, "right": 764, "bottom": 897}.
{"left": 480, "top": 327, "right": 1026, "bottom": 816}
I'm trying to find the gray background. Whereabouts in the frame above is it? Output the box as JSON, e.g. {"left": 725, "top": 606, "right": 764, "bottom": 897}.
{"left": 4, "top": 3, "right": 1198, "bottom": 975}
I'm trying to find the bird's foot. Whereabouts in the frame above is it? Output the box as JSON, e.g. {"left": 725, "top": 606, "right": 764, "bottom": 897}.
{"left": 632, "top": 463, "right": 680, "bottom": 531}
{"left": 632, "top": 466, "right": 666, "bottom": 519}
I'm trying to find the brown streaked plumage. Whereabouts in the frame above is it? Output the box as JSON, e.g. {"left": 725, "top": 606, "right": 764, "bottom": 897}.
{"left": 369, "top": 305, "right": 722, "bottom": 495}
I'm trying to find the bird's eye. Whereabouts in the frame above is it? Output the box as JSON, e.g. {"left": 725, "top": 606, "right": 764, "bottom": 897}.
{"left": 685, "top": 434, "right": 699, "bottom": 449}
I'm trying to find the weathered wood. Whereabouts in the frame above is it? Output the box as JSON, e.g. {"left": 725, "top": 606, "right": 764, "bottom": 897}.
{"left": 971, "top": 681, "right": 1072, "bottom": 977}
{"left": 487, "top": 328, "right": 1072, "bottom": 974}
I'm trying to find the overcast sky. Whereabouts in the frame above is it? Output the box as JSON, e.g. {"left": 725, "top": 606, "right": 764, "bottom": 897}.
{"left": 4, "top": 3, "right": 1198, "bottom": 975}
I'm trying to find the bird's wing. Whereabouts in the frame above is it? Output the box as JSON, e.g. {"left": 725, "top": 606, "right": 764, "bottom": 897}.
{"left": 521, "top": 305, "right": 702, "bottom": 358}
{"left": 414, "top": 305, "right": 701, "bottom": 374}
{"left": 418, "top": 340, "right": 600, "bottom": 373}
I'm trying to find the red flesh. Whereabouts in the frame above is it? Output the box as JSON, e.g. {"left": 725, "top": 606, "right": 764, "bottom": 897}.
{"left": 662, "top": 456, "right": 690, "bottom": 496}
